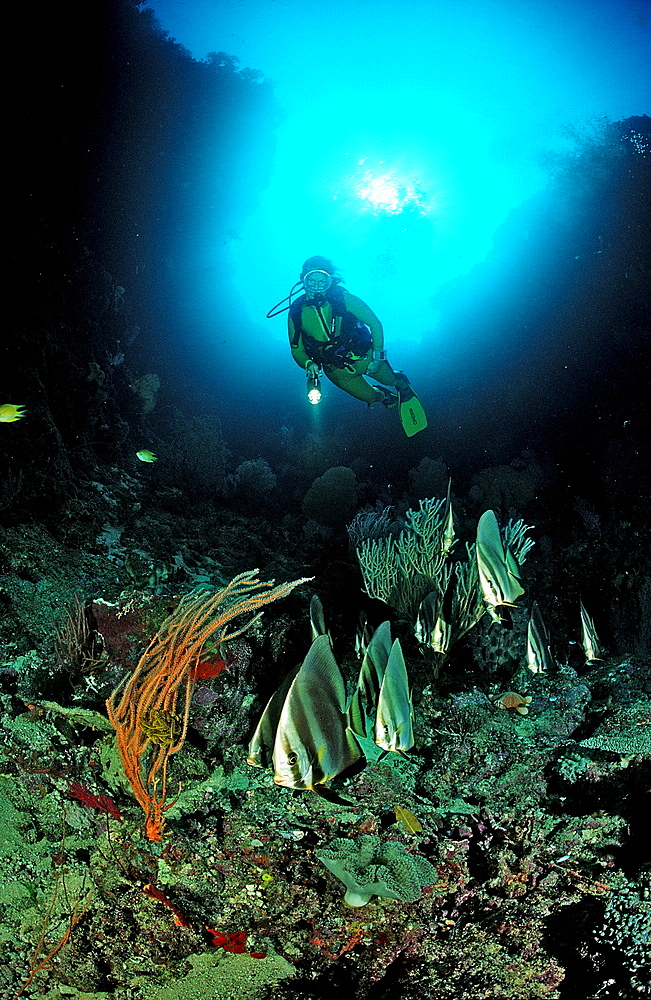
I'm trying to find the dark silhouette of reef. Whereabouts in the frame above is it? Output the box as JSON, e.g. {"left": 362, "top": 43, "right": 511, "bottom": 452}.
{"left": 7, "top": 0, "right": 279, "bottom": 523}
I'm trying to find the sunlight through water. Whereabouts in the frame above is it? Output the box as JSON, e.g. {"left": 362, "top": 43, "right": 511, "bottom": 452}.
{"left": 145, "top": 0, "right": 651, "bottom": 351}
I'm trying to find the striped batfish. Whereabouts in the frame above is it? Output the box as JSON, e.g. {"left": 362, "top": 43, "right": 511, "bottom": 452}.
{"left": 309, "top": 593, "right": 328, "bottom": 640}
{"left": 415, "top": 590, "right": 452, "bottom": 656}
{"left": 580, "top": 601, "right": 602, "bottom": 663}
{"left": 526, "top": 601, "right": 554, "bottom": 674}
{"left": 347, "top": 620, "right": 392, "bottom": 740}
{"left": 354, "top": 610, "right": 372, "bottom": 660}
{"left": 248, "top": 592, "right": 328, "bottom": 769}
{"left": 441, "top": 479, "right": 456, "bottom": 556}
{"left": 273, "top": 634, "right": 362, "bottom": 792}
{"left": 374, "top": 638, "right": 414, "bottom": 754}
{"left": 246, "top": 664, "right": 300, "bottom": 768}
{"left": 476, "top": 509, "right": 525, "bottom": 622}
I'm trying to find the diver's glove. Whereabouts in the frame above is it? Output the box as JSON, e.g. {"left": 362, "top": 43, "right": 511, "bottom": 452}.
{"left": 306, "top": 361, "right": 321, "bottom": 379}
{"left": 366, "top": 349, "right": 389, "bottom": 377}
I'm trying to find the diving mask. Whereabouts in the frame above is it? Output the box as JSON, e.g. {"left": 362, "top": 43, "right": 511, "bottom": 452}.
{"left": 302, "top": 269, "right": 332, "bottom": 299}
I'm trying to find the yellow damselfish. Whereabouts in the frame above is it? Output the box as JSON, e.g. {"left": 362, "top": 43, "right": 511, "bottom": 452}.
{"left": 0, "top": 404, "right": 26, "bottom": 422}
{"left": 136, "top": 449, "right": 158, "bottom": 463}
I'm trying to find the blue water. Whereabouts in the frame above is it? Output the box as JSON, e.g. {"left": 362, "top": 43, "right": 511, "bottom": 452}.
{"left": 146, "top": 0, "right": 650, "bottom": 348}
{"left": 86, "top": 1, "right": 648, "bottom": 493}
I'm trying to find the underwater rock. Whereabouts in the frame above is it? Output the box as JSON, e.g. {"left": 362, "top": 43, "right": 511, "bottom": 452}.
{"left": 302, "top": 466, "right": 358, "bottom": 528}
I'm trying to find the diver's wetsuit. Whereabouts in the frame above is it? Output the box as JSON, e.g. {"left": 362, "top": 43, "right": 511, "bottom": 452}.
{"left": 288, "top": 287, "right": 397, "bottom": 403}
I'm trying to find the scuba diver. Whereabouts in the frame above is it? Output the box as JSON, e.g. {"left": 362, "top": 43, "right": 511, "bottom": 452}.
{"left": 267, "top": 256, "right": 427, "bottom": 437}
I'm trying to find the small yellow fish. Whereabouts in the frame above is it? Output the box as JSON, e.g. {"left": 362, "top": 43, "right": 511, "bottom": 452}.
{"left": 0, "top": 404, "right": 26, "bottom": 423}
{"left": 395, "top": 805, "right": 423, "bottom": 834}
{"left": 136, "top": 449, "right": 157, "bottom": 463}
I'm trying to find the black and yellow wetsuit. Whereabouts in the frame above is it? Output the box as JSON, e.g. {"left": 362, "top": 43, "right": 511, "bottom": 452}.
{"left": 288, "top": 286, "right": 398, "bottom": 404}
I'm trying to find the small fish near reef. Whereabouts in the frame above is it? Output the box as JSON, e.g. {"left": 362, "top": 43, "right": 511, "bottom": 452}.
{"left": 0, "top": 403, "right": 26, "bottom": 422}
{"left": 136, "top": 449, "right": 157, "bottom": 463}
{"left": 495, "top": 691, "right": 533, "bottom": 715}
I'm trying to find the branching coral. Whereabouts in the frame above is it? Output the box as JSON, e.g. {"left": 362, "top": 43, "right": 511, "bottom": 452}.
{"left": 105, "top": 570, "right": 310, "bottom": 840}
{"left": 54, "top": 595, "right": 107, "bottom": 679}
{"left": 349, "top": 497, "right": 533, "bottom": 664}
{"left": 349, "top": 497, "right": 453, "bottom": 621}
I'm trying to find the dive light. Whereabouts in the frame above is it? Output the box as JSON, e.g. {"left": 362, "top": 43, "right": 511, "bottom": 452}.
{"left": 306, "top": 369, "right": 322, "bottom": 405}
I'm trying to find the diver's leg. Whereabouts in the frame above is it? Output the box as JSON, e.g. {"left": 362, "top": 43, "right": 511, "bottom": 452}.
{"left": 364, "top": 359, "right": 398, "bottom": 387}
{"left": 324, "top": 365, "right": 383, "bottom": 403}
{"left": 366, "top": 360, "right": 419, "bottom": 400}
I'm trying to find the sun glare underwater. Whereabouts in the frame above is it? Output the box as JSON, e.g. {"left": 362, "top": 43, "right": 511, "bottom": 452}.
{"left": 147, "top": 0, "right": 650, "bottom": 364}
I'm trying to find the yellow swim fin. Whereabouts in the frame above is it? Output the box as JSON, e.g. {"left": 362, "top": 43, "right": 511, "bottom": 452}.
{"left": 394, "top": 373, "right": 428, "bottom": 437}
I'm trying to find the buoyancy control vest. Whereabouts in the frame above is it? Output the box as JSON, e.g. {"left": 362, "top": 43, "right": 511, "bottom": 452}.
{"left": 289, "top": 285, "right": 372, "bottom": 370}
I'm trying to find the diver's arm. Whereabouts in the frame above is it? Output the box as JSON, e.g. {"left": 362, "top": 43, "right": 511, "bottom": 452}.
{"left": 342, "top": 291, "right": 384, "bottom": 351}
{"left": 288, "top": 316, "right": 311, "bottom": 369}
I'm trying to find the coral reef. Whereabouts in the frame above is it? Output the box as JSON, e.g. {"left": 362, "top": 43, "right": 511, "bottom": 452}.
{"left": 4, "top": 6, "right": 649, "bottom": 994}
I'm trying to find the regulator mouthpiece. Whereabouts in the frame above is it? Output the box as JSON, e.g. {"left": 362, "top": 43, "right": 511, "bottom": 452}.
{"left": 307, "top": 372, "right": 322, "bottom": 405}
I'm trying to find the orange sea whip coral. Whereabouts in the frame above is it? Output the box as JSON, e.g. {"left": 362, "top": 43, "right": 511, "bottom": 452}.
{"left": 106, "top": 569, "right": 311, "bottom": 840}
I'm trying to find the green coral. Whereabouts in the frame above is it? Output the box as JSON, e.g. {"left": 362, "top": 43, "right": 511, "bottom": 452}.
{"left": 580, "top": 732, "right": 651, "bottom": 755}
{"left": 555, "top": 750, "right": 594, "bottom": 782}
{"left": 595, "top": 872, "right": 651, "bottom": 992}
{"left": 349, "top": 497, "right": 533, "bottom": 660}
{"left": 580, "top": 700, "right": 651, "bottom": 756}
{"left": 350, "top": 496, "right": 455, "bottom": 621}
{"left": 27, "top": 950, "right": 295, "bottom": 1000}
{"left": 315, "top": 834, "right": 437, "bottom": 906}
{"left": 134, "top": 950, "right": 296, "bottom": 1000}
